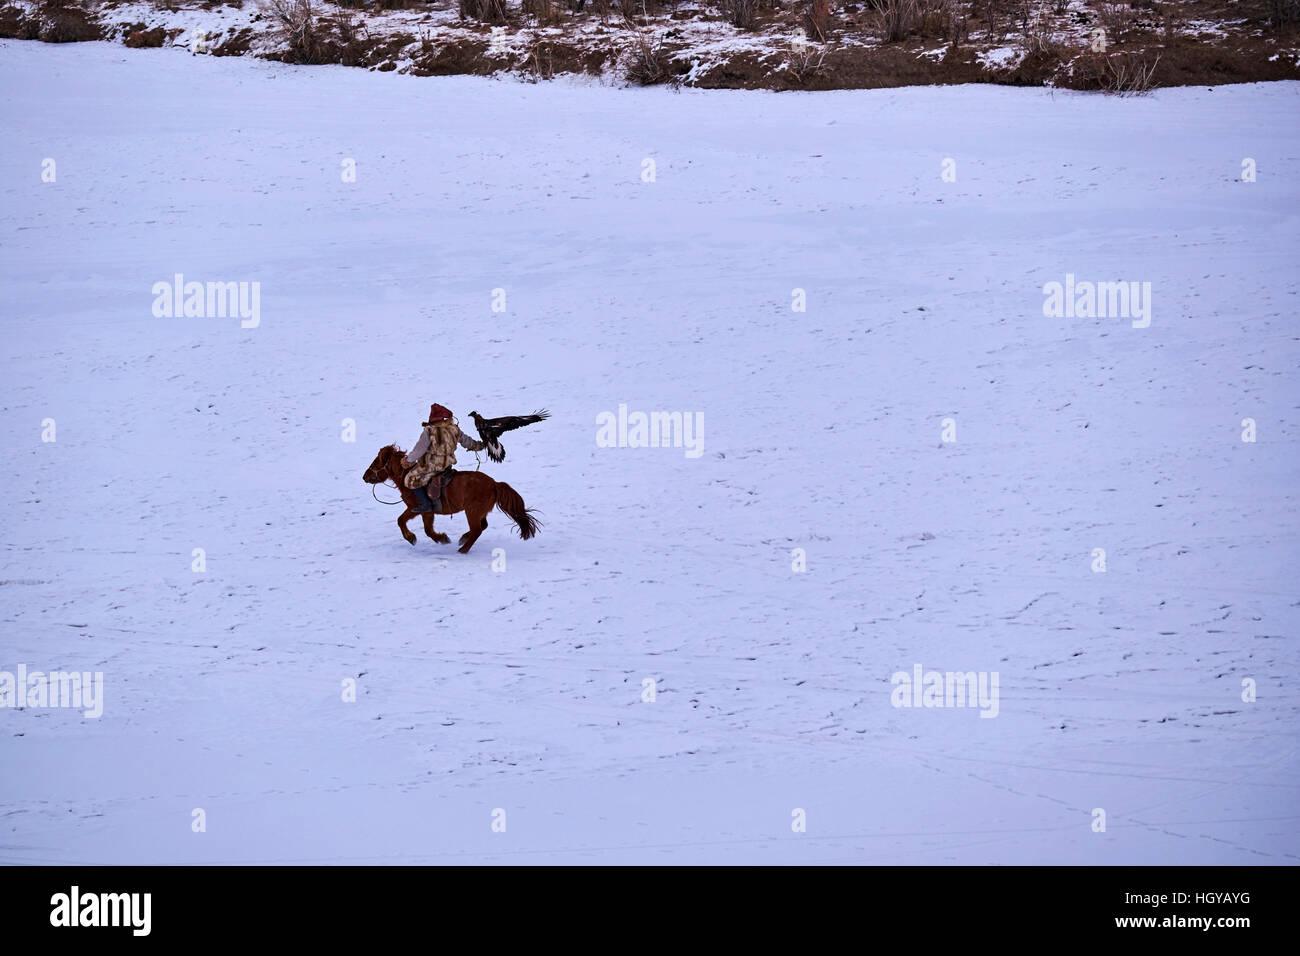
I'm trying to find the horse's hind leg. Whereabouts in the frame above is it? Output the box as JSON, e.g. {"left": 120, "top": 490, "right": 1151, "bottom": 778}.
{"left": 398, "top": 509, "right": 417, "bottom": 546}
{"left": 422, "top": 512, "right": 450, "bottom": 545}
{"left": 457, "top": 509, "right": 489, "bottom": 554}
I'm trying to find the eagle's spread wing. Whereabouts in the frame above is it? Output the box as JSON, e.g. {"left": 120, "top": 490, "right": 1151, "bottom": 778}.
{"left": 472, "top": 410, "right": 549, "bottom": 463}
{"left": 480, "top": 410, "right": 550, "bottom": 438}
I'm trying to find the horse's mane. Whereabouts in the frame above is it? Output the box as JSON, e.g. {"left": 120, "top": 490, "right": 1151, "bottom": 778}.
{"left": 378, "top": 445, "right": 408, "bottom": 474}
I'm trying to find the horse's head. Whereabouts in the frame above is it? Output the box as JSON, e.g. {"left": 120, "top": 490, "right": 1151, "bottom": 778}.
{"left": 363, "top": 445, "right": 403, "bottom": 485}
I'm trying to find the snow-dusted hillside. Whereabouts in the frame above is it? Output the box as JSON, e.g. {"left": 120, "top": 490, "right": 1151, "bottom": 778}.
{"left": 1, "top": 40, "right": 1297, "bottom": 864}
{"left": 6, "top": 0, "right": 1300, "bottom": 91}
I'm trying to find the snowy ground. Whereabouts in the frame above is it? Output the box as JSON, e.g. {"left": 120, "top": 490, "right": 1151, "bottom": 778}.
{"left": 1, "top": 40, "right": 1297, "bottom": 865}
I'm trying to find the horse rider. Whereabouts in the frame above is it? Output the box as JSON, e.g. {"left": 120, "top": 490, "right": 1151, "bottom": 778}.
{"left": 403, "top": 403, "right": 486, "bottom": 513}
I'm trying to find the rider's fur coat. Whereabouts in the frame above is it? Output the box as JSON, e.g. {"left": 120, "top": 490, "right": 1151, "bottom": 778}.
{"left": 403, "top": 419, "right": 484, "bottom": 489}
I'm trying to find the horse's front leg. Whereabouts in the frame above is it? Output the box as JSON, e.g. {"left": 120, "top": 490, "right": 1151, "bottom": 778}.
{"left": 422, "top": 512, "right": 450, "bottom": 545}
{"left": 398, "top": 508, "right": 418, "bottom": 545}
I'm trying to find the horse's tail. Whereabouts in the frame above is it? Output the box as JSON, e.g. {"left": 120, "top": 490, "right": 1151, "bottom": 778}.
{"left": 494, "top": 481, "right": 541, "bottom": 540}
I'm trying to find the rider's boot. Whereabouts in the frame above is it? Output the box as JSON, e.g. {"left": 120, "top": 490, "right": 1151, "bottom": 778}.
{"left": 428, "top": 471, "right": 451, "bottom": 512}
{"left": 410, "top": 484, "right": 436, "bottom": 514}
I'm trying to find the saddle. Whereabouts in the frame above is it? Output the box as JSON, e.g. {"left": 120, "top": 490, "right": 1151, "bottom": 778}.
{"left": 408, "top": 467, "right": 455, "bottom": 515}
{"left": 429, "top": 468, "right": 455, "bottom": 506}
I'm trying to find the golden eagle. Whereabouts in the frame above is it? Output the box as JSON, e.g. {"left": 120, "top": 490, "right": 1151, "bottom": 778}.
{"left": 468, "top": 409, "right": 550, "bottom": 463}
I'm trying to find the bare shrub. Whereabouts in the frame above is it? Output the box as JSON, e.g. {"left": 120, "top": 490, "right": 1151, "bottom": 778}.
{"left": 806, "top": 0, "right": 830, "bottom": 40}
{"left": 1267, "top": 0, "right": 1300, "bottom": 27}
{"left": 945, "top": 0, "right": 969, "bottom": 45}
{"left": 522, "top": 0, "right": 559, "bottom": 23}
{"left": 727, "top": 0, "right": 758, "bottom": 28}
{"left": 523, "top": 37, "right": 555, "bottom": 81}
{"left": 1094, "top": 1, "right": 1133, "bottom": 44}
{"left": 332, "top": 10, "right": 366, "bottom": 64}
{"left": 918, "top": 0, "right": 953, "bottom": 34}
{"left": 1016, "top": 4, "right": 1057, "bottom": 52}
{"left": 625, "top": 31, "right": 673, "bottom": 84}
{"left": 787, "top": 37, "right": 829, "bottom": 83}
{"left": 874, "top": 0, "right": 920, "bottom": 41}
{"left": 459, "top": 0, "right": 508, "bottom": 22}
{"left": 872, "top": 0, "right": 954, "bottom": 41}
{"left": 262, "top": 0, "right": 323, "bottom": 63}
{"left": 977, "top": 0, "right": 1019, "bottom": 41}
{"left": 1077, "top": 49, "right": 1160, "bottom": 93}
{"left": 1104, "top": 50, "right": 1159, "bottom": 92}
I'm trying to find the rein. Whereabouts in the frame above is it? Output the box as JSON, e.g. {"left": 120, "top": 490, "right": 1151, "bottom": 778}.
{"left": 371, "top": 481, "right": 404, "bottom": 506}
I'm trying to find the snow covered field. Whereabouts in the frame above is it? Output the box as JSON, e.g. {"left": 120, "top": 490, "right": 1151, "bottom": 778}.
{"left": 1, "top": 40, "right": 1297, "bottom": 865}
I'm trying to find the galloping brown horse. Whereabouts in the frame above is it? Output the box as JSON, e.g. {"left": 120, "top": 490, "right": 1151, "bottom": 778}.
{"left": 363, "top": 444, "right": 539, "bottom": 554}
